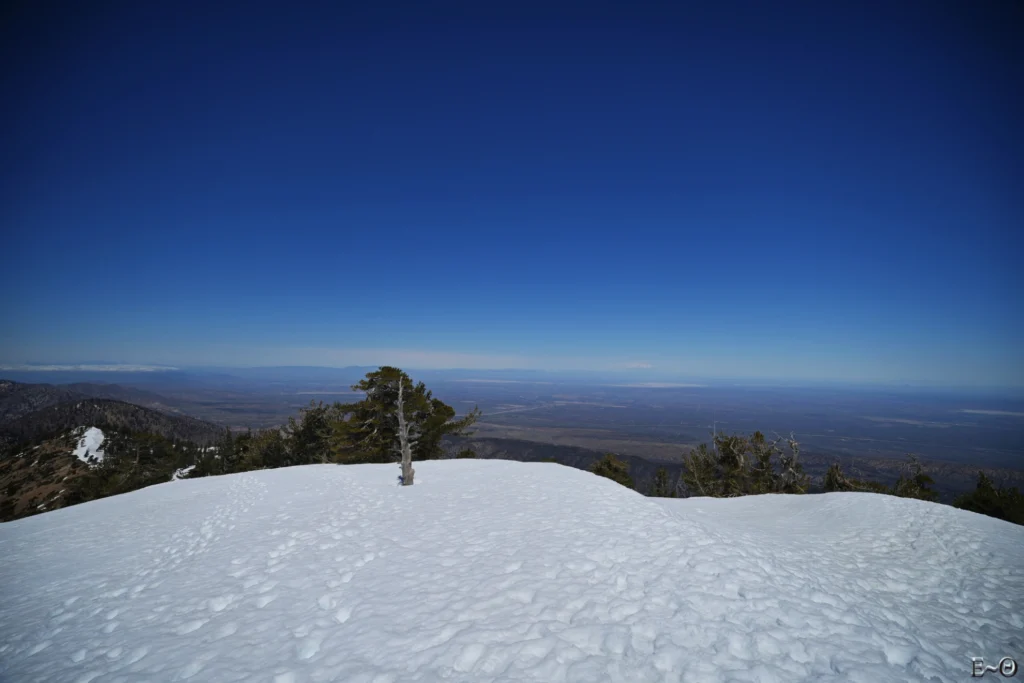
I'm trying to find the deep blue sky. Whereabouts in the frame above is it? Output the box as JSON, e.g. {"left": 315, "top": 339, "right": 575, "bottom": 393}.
{"left": 2, "top": 1, "right": 1022, "bottom": 386}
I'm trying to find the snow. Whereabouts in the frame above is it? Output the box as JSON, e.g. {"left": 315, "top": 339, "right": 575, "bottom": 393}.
{"left": 171, "top": 465, "right": 196, "bottom": 481}
{"left": 1, "top": 460, "right": 1021, "bottom": 682}
{"left": 71, "top": 427, "right": 105, "bottom": 465}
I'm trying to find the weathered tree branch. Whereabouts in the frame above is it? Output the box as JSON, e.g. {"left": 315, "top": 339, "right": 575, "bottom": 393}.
{"left": 396, "top": 380, "right": 415, "bottom": 486}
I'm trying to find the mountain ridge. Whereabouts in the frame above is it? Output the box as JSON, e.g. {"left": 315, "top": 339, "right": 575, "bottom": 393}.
{"left": 0, "top": 379, "right": 196, "bottom": 425}
{"left": 0, "top": 397, "right": 224, "bottom": 449}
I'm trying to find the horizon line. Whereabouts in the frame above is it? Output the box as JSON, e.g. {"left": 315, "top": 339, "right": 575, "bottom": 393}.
{"left": 1, "top": 362, "right": 1021, "bottom": 392}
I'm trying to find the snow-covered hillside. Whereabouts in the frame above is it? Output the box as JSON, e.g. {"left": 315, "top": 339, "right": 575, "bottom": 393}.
{"left": 1, "top": 461, "right": 1021, "bottom": 682}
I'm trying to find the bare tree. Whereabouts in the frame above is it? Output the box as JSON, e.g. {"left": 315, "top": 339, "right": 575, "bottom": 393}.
{"left": 396, "top": 379, "right": 416, "bottom": 486}
{"left": 775, "top": 432, "right": 809, "bottom": 493}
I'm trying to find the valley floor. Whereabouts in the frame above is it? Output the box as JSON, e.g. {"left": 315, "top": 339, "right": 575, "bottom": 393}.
{"left": 0, "top": 461, "right": 1021, "bottom": 682}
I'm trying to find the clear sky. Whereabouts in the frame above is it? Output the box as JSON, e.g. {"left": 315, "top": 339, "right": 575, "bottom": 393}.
{"left": 2, "top": 1, "right": 1022, "bottom": 387}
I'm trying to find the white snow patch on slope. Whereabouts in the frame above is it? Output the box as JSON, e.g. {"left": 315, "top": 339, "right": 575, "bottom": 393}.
{"left": 71, "top": 427, "right": 105, "bottom": 465}
{"left": 1, "top": 461, "right": 1021, "bottom": 682}
{"left": 171, "top": 465, "right": 196, "bottom": 481}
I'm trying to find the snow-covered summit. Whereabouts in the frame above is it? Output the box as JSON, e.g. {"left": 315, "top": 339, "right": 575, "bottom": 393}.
{"left": 1, "top": 461, "right": 1021, "bottom": 682}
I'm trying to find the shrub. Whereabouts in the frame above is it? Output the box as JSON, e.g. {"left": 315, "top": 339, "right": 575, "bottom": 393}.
{"left": 591, "top": 453, "right": 634, "bottom": 489}
{"left": 954, "top": 472, "right": 1024, "bottom": 526}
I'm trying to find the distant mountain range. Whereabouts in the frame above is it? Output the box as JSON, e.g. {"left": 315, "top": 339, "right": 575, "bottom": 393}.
{"left": 0, "top": 382, "right": 227, "bottom": 522}
{"left": 0, "top": 379, "right": 193, "bottom": 424}
{"left": 0, "top": 397, "right": 225, "bottom": 448}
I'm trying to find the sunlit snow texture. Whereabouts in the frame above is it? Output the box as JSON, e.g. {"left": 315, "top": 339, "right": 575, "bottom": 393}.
{"left": 1, "top": 461, "right": 1021, "bottom": 682}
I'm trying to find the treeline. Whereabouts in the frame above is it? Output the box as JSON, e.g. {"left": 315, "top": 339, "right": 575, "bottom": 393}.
{"left": 10, "top": 367, "right": 1018, "bottom": 528}
{"left": 587, "top": 431, "right": 813, "bottom": 499}
{"left": 4, "top": 368, "right": 482, "bottom": 520}
{"left": 952, "top": 472, "right": 1024, "bottom": 525}
{"left": 1, "top": 427, "right": 206, "bottom": 521}
{"left": 587, "top": 431, "right": 1024, "bottom": 526}
{"left": 62, "top": 430, "right": 206, "bottom": 507}
{"left": 189, "top": 367, "right": 480, "bottom": 478}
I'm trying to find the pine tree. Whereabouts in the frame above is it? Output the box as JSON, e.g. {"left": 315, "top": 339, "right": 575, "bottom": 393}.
{"left": 714, "top": 433, "right": 750, "bottom": 496}
{"left": 591, "top": 453, "right": 634, "bottom": 489}
{"left": 681, "top": 443, "right": 719, "bottom": 497}
{"left": 891, "top": 454, "right": 938, "bottom": 502}
{"left": 287, "top": 401, "right": 333, "bottom": 464}
{"left": 650, "top": 467, "right": 674, "bottom": 497}
{"left": 749, "top": 431, "right": 779, "bottom": 494}
{"left": 823, "top": 462, "right": 851, "bottom": 492}
{"left": 330, "top": 368, "right": 405, "bottom": 463}
{"left": 219, "top": 429, "right": 237, "bottom": 473}
{"left": 236, "top": 429, "right": 289, "bottom": 470}
{"left": 328, "top": 367, "right": 480, "bottom": 482}
{"left": 954, "top": 472, "right": 1024, "bottom": 525}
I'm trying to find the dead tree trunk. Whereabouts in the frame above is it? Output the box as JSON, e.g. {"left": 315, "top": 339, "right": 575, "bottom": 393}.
{"left": 396, "top": 380, "right": 415, "bottom": 486}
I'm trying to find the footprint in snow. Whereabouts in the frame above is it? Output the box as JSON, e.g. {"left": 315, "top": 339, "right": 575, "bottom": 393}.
{"left": 212, "top": 622, "right": 238, "bottom": 640}
{"left": 207, "top": 595, "right": 235, "bottom": 612}
{"left": 174, "top": 619, "right": 208, "bottom": 635}
{"left": 454, "top": 643, "right": 487, "bottom": 672}
{"left": 296, "top": 632, "right": 325, "bottom": 660}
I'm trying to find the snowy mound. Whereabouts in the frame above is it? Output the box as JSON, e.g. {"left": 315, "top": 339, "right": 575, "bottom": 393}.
{"left": 1, "top": 461, "right": 1021, "bottom": 682}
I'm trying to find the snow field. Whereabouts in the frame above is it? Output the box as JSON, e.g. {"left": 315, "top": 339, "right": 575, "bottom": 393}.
{"left": 0, "top": 460, "right": 1021, "bottom": 682}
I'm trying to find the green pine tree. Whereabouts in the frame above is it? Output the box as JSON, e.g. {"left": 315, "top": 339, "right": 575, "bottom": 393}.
{"left": 650, "top": 467, "right": 674, "bottom": 497}
{"left": 328, "top": 367, "right": 480, "bottom": 465}
{"left": 748, "top": 431, "right": 779, "bottom": 494}
{"left": 287, "top": 401, "right": 333, "bottom": 464}
{"left": 681, "top": 443, "right": 719, "bottom": 497}
{"left": 891, "top": 455, "right": 938, "bottom": 502}
{"left": 591, "top": 453, "right": 634, "bottom": 489}
{"left": 714, "top": 433, "right": 750, "bottom": 496}
{"left": 953, "top": 472, "right": 1024, "bottom": 525}
{"left": 823, "top": 462, "right": 851, "bottom": 492}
